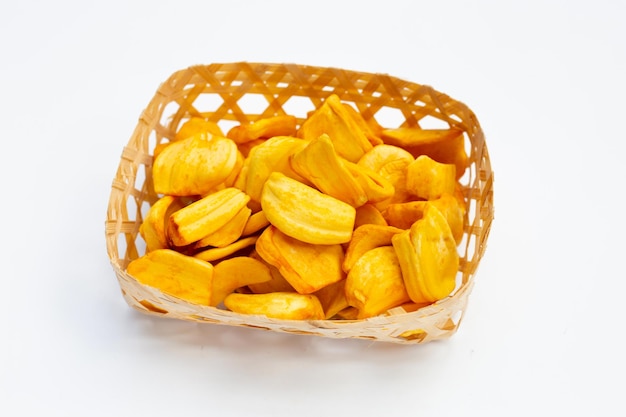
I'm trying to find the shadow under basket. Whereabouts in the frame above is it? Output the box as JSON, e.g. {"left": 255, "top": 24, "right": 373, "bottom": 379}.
{"left": 105, "top": 62, "right": 494, "bottom": 345}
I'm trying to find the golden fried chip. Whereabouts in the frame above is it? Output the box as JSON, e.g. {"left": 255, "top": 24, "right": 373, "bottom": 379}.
{"left": 153, "top": 135, "right": 239, "bottom": 196}
{"left": 391, "top": 205, "right": 459, "bottom": 303}
{"left": 345, "top": 246, "right": 410, "bottom": 319}
{"left": 127, "top": 249, "right": 214, "bottom": 305}
{"left": 194, "top": 236, "right": 258, "bottom": 263}
{"left": 175, "top": 117, "right": 224, "bottom": 142}
{"left": 224, "top": 292, "right": 325, "bottom": 320}
{"left": 167, "top": 187, "right": 249, "bottom": 246}
{"left": 256, "top": 226, "right": 345, "bottom": 294}
{"left": 227, "top": 115, "right": 297, "bottom": 143}
{"left": 261, "top": 172, "right": 355, "bottom": 245}
{"left": 354, "top": 203, "right": 388, "bottom": 228}
{"left": 245, "top": 136, "right": 309, "bottom": 202}
{"left": 406, "top": 155, "right": 456, "bottom": 201}
{"left": 297, "top": 94, "right": 373, "bottom": 162}
{"left": 194, "top": 205, "right": 252, "bottom": 249}
{"left": 290, "top": 134, "right": 368, "bottom": 207}
{"left": 314, "top": 279, "right": 349, "bottom": 319}
{"left": 139, "top": 196, "right": 186, "bottom": 252}
{"left": 358, "top": 144, "right": 414, "bottom": 208}
{"left": 210, "top": 256, "right": 272, "bottom": 306}
{"left": 241, "top": 210, "right": 270, "bottom": 237}
{"left": 343, "top": 224, "right": 404, "bottom": 273}
{"left": 381, "top": 127, "right": 467, "bottom": 179}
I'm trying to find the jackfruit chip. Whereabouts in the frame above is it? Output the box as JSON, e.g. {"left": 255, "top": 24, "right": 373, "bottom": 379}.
{"left": 297, "top": 94, "right": 373, "bottom": 162}
{"left": 391, "top": 205, "right": 459, "bottom": 303}
{"left": 345, "top": 246, "right": 410, "bottom": 319}
{"left": 210, "top": 256, "right": 272, "bottom": 306}
{"left": 153, "top": 134, "right": 239, "bottom": 196}
{"left": 380, "top": 127, "right": 467, "bottom": 179}
{"left": 384, "top": 193, "right": 465, "bottom": 244}
{"left": 406, "top": 155, "right": 456, "bottom": 201}
{"left": 224, "top": 292, "right": 325, "bottom": 320}
{"left": 175, "top": 117, "right": 224, "bottom": 142}
{"left": 139, "top": 195, "right": 185, "bottom": 253}
{"left": 194, "top": 236, "right": 258, "bottom": 263}
{"left": 343, "top": 224, "right": 404, "bottom": 272}
{"left": 245, "top": 136, "right": 309, "bottom": 202}
{"left": 194, "top": 205, "right": 252, "bottom": 249}
{"left": 358, "top": 144, "right": 414, "bottom": 209}
{"left": 167, "top": 187, "right": 249, "bottom": 247}
{"left": 341, "top": 104, "right": 383, "bottom": 147}
{"left": 127, "top": 249, "right": 214, "bottom": 306}
{"left": 241, "top": 210, "right": 270, "bottom": 237}
{"left": 354, "top": 203, "right": 388, "bottom": 228}
{"left": 290, "top": 134, "right": 368, "bottom": 207}
{"left": 314, "top": 279, "right": 349, "bottom": 319}
{"left": 227, "top": 115, "right": 297, "bottom": 143}
{"left": 383, "top": 201, "right": 428, "bottom": 230}
{"left": 256, "top": 226, "right": 345, "bottom": 294}
{"left": 247, "top": 250, "right": 296, "bottom": 294}
{"left": 260, "top": 172, "right": 355, "bottom": 245}
{"left": 344, "top": 161, "right": 395, "bottom": 204}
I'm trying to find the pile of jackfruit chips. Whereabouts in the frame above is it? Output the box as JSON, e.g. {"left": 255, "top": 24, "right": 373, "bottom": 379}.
{"left": 127, "top": 94, "right": 468, "bottom": 321}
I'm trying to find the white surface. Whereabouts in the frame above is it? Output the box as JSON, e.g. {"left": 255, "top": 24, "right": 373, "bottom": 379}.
{"left": 1, "top": 1, "right": 624, "bottom": 415}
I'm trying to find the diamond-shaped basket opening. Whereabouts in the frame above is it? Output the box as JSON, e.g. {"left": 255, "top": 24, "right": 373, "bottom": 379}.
{"left": 189, "top": 93, "right": 225, "bottom": 118}
{"left": 235, "top": 93, "right": 273, "bottom": 117}
{"left": 281, "top": 95, "right": 317, "bottom": 120}
{"left": 105, "top": 62, "right": 494, "bottom": 345}
{"left": 373, "top": 106, "right": 408, "bottom": 128}
{"left": 418, "top": 114, "right": 453, "bottom": 130}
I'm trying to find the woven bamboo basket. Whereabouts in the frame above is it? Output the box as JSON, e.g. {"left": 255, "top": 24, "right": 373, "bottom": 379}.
{"left": 105, "top": 62, "right": 494, "bottom": 344}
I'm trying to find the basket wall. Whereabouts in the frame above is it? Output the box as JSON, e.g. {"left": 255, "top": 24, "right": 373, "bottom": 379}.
{"left": 105, "top": 62, "right": 494, "bottom": 344}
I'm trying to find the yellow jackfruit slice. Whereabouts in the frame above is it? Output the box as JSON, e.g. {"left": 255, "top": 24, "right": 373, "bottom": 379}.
{"left": 427, "top": 194, "right": 465, "bottom": 244}
{"left": 344, "top": 246, "right": 410, "bottom": 319}
{"left": 342, "top": 224, "right": 404, "bottom": 273}
{"left": 152, "top": 134, "right": 239, "bottom": 196}
{"left": 382, "top": 200, "right": 427, "bottom": 230}
{"left": 391, "top": 205, "right": 459, "bottom": 303}
{"left": 175, "top": 117, "right": 224, "bottom": 142}
{"left": 210, "top": 257, "right": 272, "bottom": 306}
{"left": 290, "top": 134, "right": 368, "bottom": 207}
{"left": 222, "top": 150, "right": 245, "bottom": 188}
{"left": 341, "top": 103, "right": 383, "bottom": 147}
{"left": 297, "top": 94, "right": 373, "bottom": 162}
{"left": 241, "top": 210, "right": 270, "bottom": 237}
{"left": 358, "top": 144, "right": 414, "bottom": 208}
{"left": 126, "top": 249, "right": 214, "bottom": 305}
{"left": 139, "top": 195, "right": 186, "bottom": 252}
{"left": 354, "top": 203, "right": 388, "bottom": 228}
{"left": 247, "top": 250, "right": 296, "bottom": 294}
{"left": 406, "top": 155, "right": 456, "bottom": 201}
{"left": 194, "top": 205, "right": 252, "bottom": 249}
{"left": 167, "top": 187, "right": 250, "bottom": 247}
{"left": 260, "top": 172, "right": 355, "bottom": 245}
{"left": 383, "top": 193, "right": 465, "bottom": 244}
{"left": 358, "top": 144, "right": 414, "bottom": 173}
{"left": 224, "top": 292, "right": 325, "bottom": 320}
{"left": 237, "top": 138, "right": 266, "bottom": 158}
{"left": 344, "top": 161, "right": 395, "bottom": 204}
{"left": 314, "top": 279, "right": 349, "bottom": 319}
{"left": 194, "top": 236, "right": 258, "bottom": 263}
{"left": 227, "top": 115, "right": 297, "bottom": 144}
{"left": 380, "top": 127, "right": 467, "bottom": 179}
{"left": 256, "top": 226, "right": 345, "bottom": 294}
{"left": 245, "top": 136, "right": 310, "bottom": 202}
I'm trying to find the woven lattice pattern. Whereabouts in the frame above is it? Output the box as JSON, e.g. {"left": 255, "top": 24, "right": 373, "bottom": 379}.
{"left": 105, "top": 62, "right": 494, "bottom": 344}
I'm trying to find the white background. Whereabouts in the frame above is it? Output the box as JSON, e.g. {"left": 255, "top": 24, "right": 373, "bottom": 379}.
{"left": 1, "top": 0, "right": 624, "bottom": 415}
